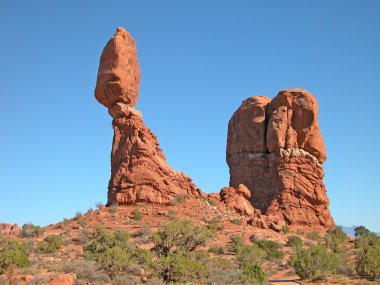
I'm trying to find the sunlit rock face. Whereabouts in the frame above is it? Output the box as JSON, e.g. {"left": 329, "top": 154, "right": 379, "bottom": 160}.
{"left": 95, "top": 27, "right": 203, "bottom": 205}
{"left": 227, "top": 89, "right": 334, "bottom": 228}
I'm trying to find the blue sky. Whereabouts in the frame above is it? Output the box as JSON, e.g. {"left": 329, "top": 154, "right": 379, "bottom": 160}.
{"left": 1, "top": 1, "right": 379, "bottom": 231}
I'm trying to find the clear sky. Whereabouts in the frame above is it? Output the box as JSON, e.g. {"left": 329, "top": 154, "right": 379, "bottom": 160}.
{"left": 1, "top": 1, "right": 379, "bottom": 231}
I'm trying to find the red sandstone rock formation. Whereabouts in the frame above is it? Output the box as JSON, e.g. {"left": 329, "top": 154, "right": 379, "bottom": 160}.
{"left": 95, "top": 27, "right": 202, "bottom": 205}
{"left": 227, "top": 89, "right": 334, "bottom": 229}
{"left": 219, "top": 184, "right": 255, "bottom": 217}
{"left": 0, "top": 223, "right": 20, "bottom": 235}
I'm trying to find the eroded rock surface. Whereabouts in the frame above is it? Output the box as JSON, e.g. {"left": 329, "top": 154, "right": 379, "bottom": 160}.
{"left": 219, "top": 184, "right": 255, "bottom": 217}
{"left": 95, "top": 27, "right": 202, "bottom": 205}
{"left": 227, "top": 89, "right": 334, "bottom": 229}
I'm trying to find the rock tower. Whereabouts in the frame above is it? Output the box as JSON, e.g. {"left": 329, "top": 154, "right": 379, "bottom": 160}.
{"left": 227, "top": 89, "right": 335, "bottom": 228}
{"left": 95, "top": 27, "right": 202, "bottom": 205}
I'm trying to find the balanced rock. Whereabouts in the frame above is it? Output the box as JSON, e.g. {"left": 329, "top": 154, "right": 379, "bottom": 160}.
{"left": 95, "top": 27, "right": 202, "bottom": 205}
{"left": 95, "top": 27, "right": 140, "bottom": 108}
{"left": 227, "top": 89, "right": 334, "bottom": 229}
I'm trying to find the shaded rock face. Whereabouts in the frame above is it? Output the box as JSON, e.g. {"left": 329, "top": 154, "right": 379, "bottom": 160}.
{"left": 227, "top": 89, "right": 334, "bottom": 228}
{"left": 95, "top": 27, "right": 202, "bottom": 205}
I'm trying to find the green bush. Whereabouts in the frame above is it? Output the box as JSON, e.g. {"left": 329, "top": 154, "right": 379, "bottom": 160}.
{"left": 355, "top": 233, "right": 380, "bottom": 279}
{"left": 21, "top": 222, "right": 45, "bottom": 238}
{"left": 152, "top": 219, "right": 215, "bottom": 257}
{"left": 231, "top": 236, "right": 266, "bottom": 266}
{"left": 152, "top": 253, "right": 208, "bottom": 283}
{"left": 307, "top": 231, "right": 322, "bottom": 242}
{"left": 231, "top": 218, "right": 242, "bottom": 225}
{"left": 75, "top": 211, "right": 83, "bottom": 220}
{"left": 324, "top": 227, "right": 347, "bottom": 253}
{"left": 132, "top": 209, "right": 143, "bottom": 221}
{"left": 282, "top": 225, "right": 291, "bottom": 234}
{"left": 167, "top": 210, "right": 177, "bottom": 220}
{"left": 0, "top": 238, "right": 30, "bottom": 274}
{"left": 113, "top": 275, "right": 139, "bottom": 285}
{"left": 355, "top": 226, "right": 371, "bottom": 238}
{"left": 355, "top": 232, "right": 379, "bottom": 251}
{"left": 206, "top": 257, "right": 234, "bottom": 271}
{"left": 208, "top": 245, "right": 225, "bottom": 255}
{"left": 169, "top": 194, "right": 190, "bottom": 206}
{"left": 292, "top": 245, "right": 338, "bottom": 280}
{"left": 37, "top": 235, "right": 63, "bottom": 254}
{"left": 255, "top": 239, "right": 284, "bottom": 260}
{"left": 208, "top": 270, "right": 241, "bottom": 285}
{"left": 286, "top": 235, "right": 303, "bottom": 249}
{"left": 206, "top": 217, "right": 223, "bottom": 232}
{"left": 108, "top": 204, "right": 119, "bottom": 214}
{"left": 240, "top": 262, "right": 266, "bottom": 284}
{"left": 84, "top": 229, "right": 151, "bottom": 277}
{"left": 45, "top": 259, "right": 110, "bottom": 285}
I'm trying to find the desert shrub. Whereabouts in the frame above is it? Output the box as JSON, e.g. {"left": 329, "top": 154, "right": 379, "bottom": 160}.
{"left": 206, "top": 257, "right": 234, "bottom": 271}
{"left": 145, "top": 278, "right": 164, "bottom": 285}
{"left": 249, "top": 234, "right": 260, "bottom": 243}
{"left": 282, "top": 225, "right": 291, "bottom": 234}
{"left": 139, "top": 225, "right": 152, "bottom": 238}
{"left": 355, "top": 226, "right": 371, "bottom": 238}
{"left": 51, "top": 259, "right": 110, "bottom": 284}
{"left": 27, "top": 276, "right": 49, "bottom": 285}
{"left": 255, "top": 239, "right": 284, "bottom": 260}
{"left": 132, "top": 209, "right": 143, "bottom": 221}
{"left": 355, "top": 232, "right": 379, "bottom": 251}
{"left": 240, "top": 262, "right": 266, "bottom": 284}
{"left": 207, "top": 269, "right": 242, "bottom": 285}
{"left": 93, "top": 224, "right": 107, "bottom": 236}
{"left": 207, "top": 217, "right": 223, "bottom": 232}
{"left": 292, "top": 245, "right": 338, "bottom": 280}
{"left": 231, "top": 236, "right": 266, "bottom": 266}
{"left": 79, "top": 219, "right": 88, "bottom": 228}
{"left": 208, "top": 245, "right": 225, "bottom": 255}
{"left": 95, "top": 202, "right": 105, "bottom": 210}
{"left": 296, "top": 230, "right": 304, "bottom": 236}
{"left": 355, "top": 233, "right": 380, "bottom": 279}
{"left": 169, "top": 194, "right": 190, "bottom": 206}
{"left": 108, "top": 204, "right": 119, "bottom": 214}
{"left": 74, "top": 211, "right": 83, "bottom": 220}
{"left": 112, "top": 274, "right": 140, "bottom": 285}
{"left": 37, "top": 235, "right": 63, "bottom": 254}
{"left": 168, "top": 210, "right": 177, "bottom": 220}
{"left": 324, "top": 227, "right": 347, "bottom": 254}
{"left": 84, "top": 229, "right": 151, "bottom": 277}
{"left": 152, "top": 253, "right": 208, "bottom": 283}
{"left": 286, "top": 235, "right": 303, "bottom": 249}
{"left": 21, "top": 222, "right": 45, "bottom": 238}
{"left": 307, "top": 231, "right": 322, "bottom": 242}
{"left": 231, "top": 218, "right": 242, "bottom": 225}
{"left": 0, "top": 238, "right": 30, "bottom": 274}
{"left": 152, "top": 219, "right": 215, "bottom": 257}
{"left": 76, "top": 228, "right": 91, "bottom": 244}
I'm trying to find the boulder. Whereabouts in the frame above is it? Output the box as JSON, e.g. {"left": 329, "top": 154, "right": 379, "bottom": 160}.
{"left": 95, "top": 27, "right": 140, "bottom": 108}
{"left": 220, "top": 184, "right": 255, "bottom": 217}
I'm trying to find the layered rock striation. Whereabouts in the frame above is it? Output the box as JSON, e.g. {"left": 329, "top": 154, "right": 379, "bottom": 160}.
{"left": 95, "top": 27, "right": 202, "bottom": 205}
{"left": 227, "top": 89, "right": 334, "bottom": 228}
